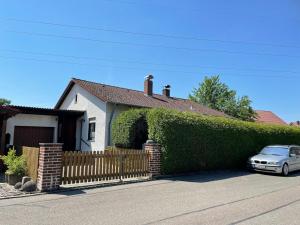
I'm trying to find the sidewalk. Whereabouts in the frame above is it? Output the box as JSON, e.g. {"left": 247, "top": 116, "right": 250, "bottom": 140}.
{"left": 0, "top": 173, "right": 150, "bottom": 199}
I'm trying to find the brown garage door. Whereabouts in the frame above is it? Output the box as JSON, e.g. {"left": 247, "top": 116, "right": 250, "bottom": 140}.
{"left": 14, "top": 126, "right": 54, "bottom": 147}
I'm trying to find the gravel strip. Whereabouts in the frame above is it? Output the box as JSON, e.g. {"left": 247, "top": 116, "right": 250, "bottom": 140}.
{"left": 0, "top": 182, "right": 24, "bottom": 198}
{"left": 0, "top": 173, "right": 26, "bottom": 199}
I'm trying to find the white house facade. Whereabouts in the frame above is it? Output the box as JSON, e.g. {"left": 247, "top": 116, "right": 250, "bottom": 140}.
{"left": 58, "top": 83, "right": 108, "bottom": 151}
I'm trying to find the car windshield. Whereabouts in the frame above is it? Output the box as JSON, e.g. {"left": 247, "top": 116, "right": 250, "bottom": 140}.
{"left": 260, "top": 147, "right": 289, "bottom": 156}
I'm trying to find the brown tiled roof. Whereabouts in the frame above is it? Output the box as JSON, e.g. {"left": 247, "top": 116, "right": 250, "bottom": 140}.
{"left": 55, "top": 78, "right": 227, "bottom": 117}
{"left": 255, "top": 110, "right": 287, "bottom": 125}
{"left": 0, "top": 105, "right": 20, "bottom": 116}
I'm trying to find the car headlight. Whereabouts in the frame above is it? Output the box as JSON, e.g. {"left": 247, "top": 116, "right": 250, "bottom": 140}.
{"left": 268, "top": 161, "right": 280, "bottom": 165}
{"left": 248, "top": 158, "right": 254, "bottom": 163}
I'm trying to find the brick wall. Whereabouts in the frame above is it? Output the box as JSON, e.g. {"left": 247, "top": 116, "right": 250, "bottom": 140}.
{"left": 37, "top": 143, "right": 63, "bottom": 192}
{"left": 144, "top": 140, "right": 161, "bottom": 178}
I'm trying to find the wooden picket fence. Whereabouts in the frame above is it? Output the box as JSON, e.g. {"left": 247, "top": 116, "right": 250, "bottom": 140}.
{"left": 61, "top": 149, "right": 149, "bottom": 185}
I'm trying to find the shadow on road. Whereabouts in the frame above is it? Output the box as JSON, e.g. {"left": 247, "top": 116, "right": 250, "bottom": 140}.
{"left": 52, "top": 188, "right": 86, "bottom": 196}
{"left": 161, "top": 170, "right": 300, "bottom": 183}
{"left": 162, "top": 170, "right": 251, "bottom": 183}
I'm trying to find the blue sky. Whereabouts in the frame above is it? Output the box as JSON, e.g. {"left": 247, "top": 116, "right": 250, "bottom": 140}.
{"left": 0, "top": 0, "right": 299, "bottom": 122}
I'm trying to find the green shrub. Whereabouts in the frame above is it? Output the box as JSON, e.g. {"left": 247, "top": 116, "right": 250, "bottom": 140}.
{"left": 147, "top": 108, "right": 300, "bottom": 174}
{"left": 1, "top": 148, "right": 27, "bottom": 176}
{"left": 112, "top": 109, "right": 149, "bottom": 149}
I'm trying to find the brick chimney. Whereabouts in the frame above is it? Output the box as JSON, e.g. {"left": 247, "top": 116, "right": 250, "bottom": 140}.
{"left": 162, "top": 85, "right": 171, "bottom": 97}
{"left": 144, "top": 75, "right": 154, "bottom": 96}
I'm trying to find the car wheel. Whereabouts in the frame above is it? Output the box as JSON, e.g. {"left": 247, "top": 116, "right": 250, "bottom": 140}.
{"left": 282, "top": 163, "right": 289, "bottom": 176}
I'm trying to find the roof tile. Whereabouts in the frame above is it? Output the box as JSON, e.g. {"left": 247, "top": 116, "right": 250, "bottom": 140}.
{"left": 255, "top": 110, "right": 286, "bottom": 125}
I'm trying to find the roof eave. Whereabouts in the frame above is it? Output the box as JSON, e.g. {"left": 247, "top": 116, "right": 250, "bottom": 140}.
{"left": 54, "top": 79, "right": 76, "bottom": 109}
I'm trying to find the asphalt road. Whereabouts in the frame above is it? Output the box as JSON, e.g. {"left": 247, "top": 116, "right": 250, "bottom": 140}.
{"left": 1, "top": 171, "right": 300, "bottom": 225}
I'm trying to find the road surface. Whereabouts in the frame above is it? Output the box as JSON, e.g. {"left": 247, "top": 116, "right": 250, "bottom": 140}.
{"left": 1, "top": 171, "right": 300, "bottom": 225}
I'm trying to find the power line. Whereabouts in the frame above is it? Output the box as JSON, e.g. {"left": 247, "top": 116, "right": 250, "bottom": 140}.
{"left": 6, "top": 30, "right": 300, "bottom": 59}
{"left": 0, "top": 55, "right": 298, "bottom": 79}
{"left": 1, "top": 48, "right": 300, "bottom": 75}
{"left": 2, "top": 17, "right": 300, "bottom": 49}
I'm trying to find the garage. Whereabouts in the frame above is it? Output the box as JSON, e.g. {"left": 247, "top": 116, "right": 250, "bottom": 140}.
{"left": 1, "top": 105, "right": 84, "bottom": 153}
{"left": 13, "top": 126, "right": 54, "bottom": 147}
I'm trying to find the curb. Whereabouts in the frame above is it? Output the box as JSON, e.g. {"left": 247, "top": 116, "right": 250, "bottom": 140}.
{"left": 54, "top": 177, "right": 152, "bottom": 194}
{"left": 0, "top": 191, "right": 45, "bottom": 200}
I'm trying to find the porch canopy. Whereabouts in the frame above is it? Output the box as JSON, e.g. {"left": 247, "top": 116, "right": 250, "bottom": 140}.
{"left": 0, "top": 106, "right": 20, "bottom": 155}
{"left": 0, "top": 105, "right": 84, "bottom": 154}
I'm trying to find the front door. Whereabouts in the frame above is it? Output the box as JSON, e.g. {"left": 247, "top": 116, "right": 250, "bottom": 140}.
{"left": 14, "top": 126, "right": 54, "bottom": 148}
{"left": 58, "top": 116, "right": 77, "bottom": 151}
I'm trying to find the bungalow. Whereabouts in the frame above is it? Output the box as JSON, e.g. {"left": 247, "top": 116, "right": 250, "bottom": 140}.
{"left": 0, "top": 75, "right": 227, "bottom": 153}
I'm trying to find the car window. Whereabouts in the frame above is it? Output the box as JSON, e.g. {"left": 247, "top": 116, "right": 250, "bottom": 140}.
{"left": 295, "top": 147, "right": 300, "bottom": 156}
{"left": 290, "top": 148, "right": 296, "bottom": 155}
{"left": 289, "top": 147, "right": 300, "bottom": 156}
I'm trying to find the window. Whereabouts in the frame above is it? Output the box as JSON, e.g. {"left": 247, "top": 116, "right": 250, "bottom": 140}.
{"left": 58, "top": 123, "right": 62, "bottom": 139}
{"left": 290, "top": 148, "right": 296, "bottom": 156}
{"left": 292, "top": 147, "right": 300, "bottom": 156}
{"left": 296, "top": 148, "right": 300, "bottom": 156}
{"left": 88, "top": 118, "right": 96, "bottom": 141}
{"left": 75, "top": 94, "right": 78, "bottom": 104}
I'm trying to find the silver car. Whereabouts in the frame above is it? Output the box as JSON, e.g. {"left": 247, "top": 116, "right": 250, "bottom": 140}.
{"left": 248, "top": 145, "right": 300, "bottom": 176}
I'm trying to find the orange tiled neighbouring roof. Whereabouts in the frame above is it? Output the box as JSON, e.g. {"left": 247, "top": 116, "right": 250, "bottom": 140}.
{"left": 55, "top": 78, "right": 228, "bottom": 117}
{"left": 255, "top": 110, "right": 286, "bottom": 125}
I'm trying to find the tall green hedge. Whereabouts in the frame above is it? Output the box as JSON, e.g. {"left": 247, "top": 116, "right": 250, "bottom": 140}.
{"left": 112, "top": 109, "right": 148, "bottom": 149}
{"left": 147, "top": 108, "right": 300, "bottom": 174}
{"left": 112, "top": 108, "right": 300, "bottom": 174}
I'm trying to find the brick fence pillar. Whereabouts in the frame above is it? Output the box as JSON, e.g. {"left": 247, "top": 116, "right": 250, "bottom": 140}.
{"left": 37, "top": 143, "right": 63, "bottom": 192}
{"left": 144, "top": 140, "right": 161, "bottom": 178}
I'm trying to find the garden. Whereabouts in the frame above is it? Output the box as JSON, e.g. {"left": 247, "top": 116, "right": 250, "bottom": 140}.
{"left": 0, "top": 148, "right": 37, "bottom": 198}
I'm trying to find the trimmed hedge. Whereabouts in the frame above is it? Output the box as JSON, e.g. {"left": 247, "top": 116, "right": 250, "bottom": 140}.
{"left": 112, "top": 108, "right": 300, "bottom": 174}
{"left": 112, "top": 109, "right": 148, "bottom": 149}
{"left": 147, "top": 108, "right": 300, "bottom": 174}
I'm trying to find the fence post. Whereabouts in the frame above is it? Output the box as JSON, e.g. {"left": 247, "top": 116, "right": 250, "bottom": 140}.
{"left": 119, "top": 155, "right": 124, "bottom": 181}
{"left": 144, "top": 140, "right": 161, "bottom": 178}
{"left": 37, "top": 143, "right": 63, "bottom": 192}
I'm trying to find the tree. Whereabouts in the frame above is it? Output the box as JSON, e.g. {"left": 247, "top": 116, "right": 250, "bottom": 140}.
{"left": 189, "top": 75, "right": 256, "bottom": 121}
{"left": 0, "top": 98, "right": 11, "bottom": 106}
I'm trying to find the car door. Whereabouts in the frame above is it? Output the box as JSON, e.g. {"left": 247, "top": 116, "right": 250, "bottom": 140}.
{"left": 289, "top": 147, "right": 298, "bottom": 171}
{"left": 295, "top": 147, "right": 300, "bottom": 171}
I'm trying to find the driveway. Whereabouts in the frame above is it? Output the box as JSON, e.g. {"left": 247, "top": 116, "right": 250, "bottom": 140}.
{"left": 1, "top": 171, "right": 300, "bottom": 225}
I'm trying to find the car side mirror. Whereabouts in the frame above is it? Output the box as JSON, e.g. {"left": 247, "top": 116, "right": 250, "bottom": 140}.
{"left": 290, "top": 153, "right": 296, "bottom": 157}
